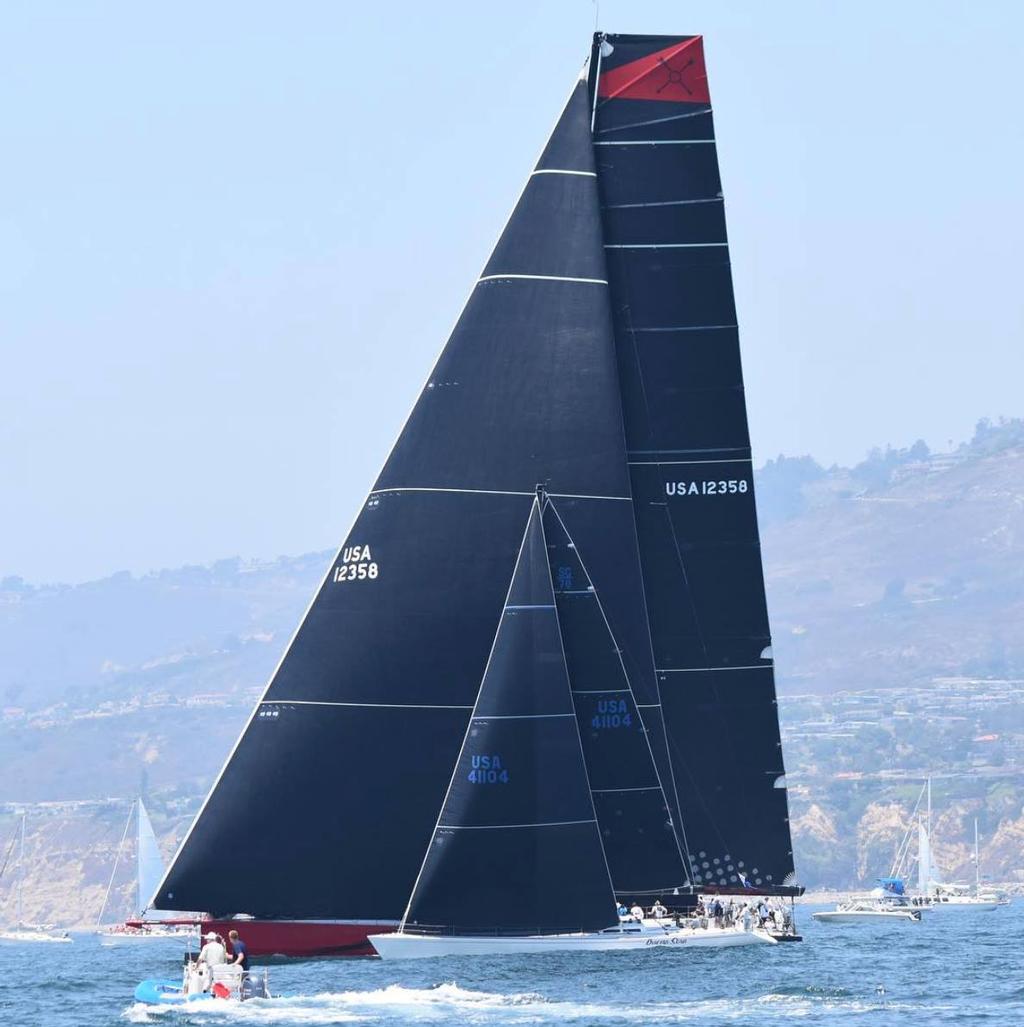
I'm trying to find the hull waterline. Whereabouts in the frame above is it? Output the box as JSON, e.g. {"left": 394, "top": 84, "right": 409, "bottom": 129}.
{"left": 372, "top": 925, "right": 775, "bottom": 959}
{"left": 812, "top": 909, "right": 920, "bottom": 924}
{"left": 201, "top": 919, "right": 397, "bottom": 958}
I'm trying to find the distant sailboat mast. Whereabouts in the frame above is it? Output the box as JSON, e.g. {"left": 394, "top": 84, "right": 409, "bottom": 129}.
{"left": 17, "top": 813, "right": 25, "bottom": 926}
{"left": 974, "top": 818, "right": 981, "bottom": 895}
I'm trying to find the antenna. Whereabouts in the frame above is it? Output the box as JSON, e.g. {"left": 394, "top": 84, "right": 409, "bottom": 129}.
{"left": 592, "top": 0, "right": 600, "bottom": 33}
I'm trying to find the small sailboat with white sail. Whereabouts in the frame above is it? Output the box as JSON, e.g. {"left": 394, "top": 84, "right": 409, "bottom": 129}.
{"left": 0, "top": 814, "right": 71, "bottom": 943}
{"left": 909, "top": 780, "right": 1010, "bottom": 911}
{"left": 96, "top": 799, "right": 195, "bottom": 944}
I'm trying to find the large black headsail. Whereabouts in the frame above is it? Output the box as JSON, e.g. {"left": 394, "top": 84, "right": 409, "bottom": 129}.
{"left": 402, "top": 500, "right": 617, "bottom": 935}
{"left": 589, "top": 34, "right": 799, "bottom": 895}
{"left": 153, "top": 78, "right": 649, "bottom": 921}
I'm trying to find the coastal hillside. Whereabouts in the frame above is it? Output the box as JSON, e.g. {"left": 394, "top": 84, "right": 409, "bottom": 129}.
{"left": 3, "top": 418, "right": 1024, "bottom": 916}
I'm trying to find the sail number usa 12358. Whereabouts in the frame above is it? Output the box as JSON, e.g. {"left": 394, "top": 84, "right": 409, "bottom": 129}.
{"left": 333, "top": 545, "right": 379, "bottom": 583}
{"left": 666, "top": 479, "right": 748, "bottom": 497}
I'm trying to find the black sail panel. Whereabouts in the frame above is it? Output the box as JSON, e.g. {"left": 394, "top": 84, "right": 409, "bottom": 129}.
{"left": 404, "top": 502, "right": 617, "bottom": 935}
{"left": 155, "top": 78, "right": 636, "bottom": 919}
{"left": 544, "top": 502, "right": 690, "bottom": 897}
{"left": 591, "top": 33, "right": 799, "bottom": 893}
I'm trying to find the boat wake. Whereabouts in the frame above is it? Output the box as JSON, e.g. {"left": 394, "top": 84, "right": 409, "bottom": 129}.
{"left": 122, "top": 980, "right": 958, "bottom": 1024}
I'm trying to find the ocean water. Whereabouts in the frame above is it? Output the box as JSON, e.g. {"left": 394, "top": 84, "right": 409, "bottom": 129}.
{"left": 1, "top": 905, "right": 1020, "bottom": 1026}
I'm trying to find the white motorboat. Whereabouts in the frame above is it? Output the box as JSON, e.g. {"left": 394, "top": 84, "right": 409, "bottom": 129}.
{"left": 0, "top": 923, "right": 72, "bottom": 943}
{"left": 812, "top": 901, "right": 921, "bottom": 924}
{"left": 372, "top": 919, "right": 775, "bottom": 959}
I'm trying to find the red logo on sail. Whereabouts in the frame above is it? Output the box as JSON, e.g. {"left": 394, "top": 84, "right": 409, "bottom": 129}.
{"left": 598, "top": 37, "right": 710, "bottom": 105}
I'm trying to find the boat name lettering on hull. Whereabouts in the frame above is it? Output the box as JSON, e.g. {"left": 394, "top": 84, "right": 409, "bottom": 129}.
{"left": 468, "top": 754, "right": 509, "bottom": 785}
{"left": 665, "top": 479, "right": 749, "bottom": 497}
{"left": 333, "top": 544, "right": 379, "bottom": 583}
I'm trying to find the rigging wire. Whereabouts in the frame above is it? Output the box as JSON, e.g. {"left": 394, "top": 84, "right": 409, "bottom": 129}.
{"left": 95, "top": 801, "right": 135, "bottom": 929}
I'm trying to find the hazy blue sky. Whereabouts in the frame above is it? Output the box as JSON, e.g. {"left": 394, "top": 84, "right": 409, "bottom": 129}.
{"left": 2, "top": 1, "right": 1021, "bottom": 583}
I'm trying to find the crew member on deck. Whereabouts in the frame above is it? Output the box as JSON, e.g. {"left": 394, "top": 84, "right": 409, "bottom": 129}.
{"left": 228, "top": 929, "right": 249, "bottom": 972}
{"left": 650, "top": 899, "right": 668, "bottom": 919}
{"left": 629, "top": 902, "right": 645, "bottom": 922}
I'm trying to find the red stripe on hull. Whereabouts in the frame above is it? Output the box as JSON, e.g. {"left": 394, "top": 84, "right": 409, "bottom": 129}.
{"left": 201, "top": 919, "right": 395, "bottom": 959}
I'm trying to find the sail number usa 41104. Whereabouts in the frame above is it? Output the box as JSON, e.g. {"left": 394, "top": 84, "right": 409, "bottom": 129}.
{"left": 333, "top": 545, "right": 379, "bottom": 583}
{"left": 666, "top": 479, "right": 749, "bottom": 497}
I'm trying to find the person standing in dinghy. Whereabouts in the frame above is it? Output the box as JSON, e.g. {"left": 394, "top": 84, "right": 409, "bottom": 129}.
{"left": 228, "top": 930, "right": 249, "bottom": 972}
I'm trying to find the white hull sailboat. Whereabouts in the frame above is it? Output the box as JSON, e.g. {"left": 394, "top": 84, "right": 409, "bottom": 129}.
{"left": 914, "top": 786, "right": 1009, "bottom": 913}
{"left": 812, "top": 903, "right": 921, "bottom": 925}
{"left": 373, "top": 920, "right": 774, "bottom": 959}
{"left": 0, "top": 814, "right": 71, "bottom": 943}
{"left": 96, "top": 799, "right": 195, "bottom": 944}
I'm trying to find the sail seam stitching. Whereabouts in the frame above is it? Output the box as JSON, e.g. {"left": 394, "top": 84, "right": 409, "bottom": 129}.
{"left": 439, "top": 819, "right": 598, "bottom": 831}
{"left": 259, "top": 700, "right": 474, "bottom": 709}
{"left": 604, "top": 243, "right": 727, "bottom": 249}
{"left": 593, "top": 139, "right": 715, "bottom": 146}
{"left": 479, "top": 274, "right": 608, "bottom": 284}
{"left": 656, "top": 665, "right": 772, "bottom": 673}
{"left": 531, "top": 168, "right": 597, "bottom": 177}
{"left": 471, "top": 713, "right": 575, "bottom": 721}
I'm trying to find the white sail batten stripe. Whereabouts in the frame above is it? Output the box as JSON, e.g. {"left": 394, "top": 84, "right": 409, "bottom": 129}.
{"left": 591, "top": 786, "right": 661, "bottom": 794}
{"left": 656, "top": 665, "right": 773, "bottom": 673}
{"left": 261, "top": 700, "right": 474, "bottom": 710}
{"left": 628, "top": 458, "right": 751, "bottom": 466}
{"left": 593, "top": 139, "right": 715, "bottom": 146}
{"left": 630, "top": 324, "right": 737, "bottom": 333}
{"left": 505, "top": 604, "right": 556, "bottom": 610}
{"left": 472, "top": 712, "right": 576, "bottom": 721}
{"left": 371, "top": 486, "right": 631, "bottom": 501}
{"left": 531, "top": 168, "right": 597, "bottom": 177}
{"left": 604, "top": 198, "right": 722, "bottom": 210}
{"left": 572, "top": 688, "right": 628, "bottom": 695}
{"left": 549, "top": 492, "right": 631, "bottom": 502}
{"left": 439, "top": 819, "right": 598, "bottom": 831}
{"left": 604, "top": 243, "right": 728, "bottom": 249}
{"left": 478, "top": 274, "right": 608, "bottom": 285}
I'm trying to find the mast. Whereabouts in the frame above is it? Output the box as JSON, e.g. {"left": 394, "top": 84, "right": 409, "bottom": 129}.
{"left": 96, "top": 802, "right": 134, "bottom": 928}
{"left": 927, "top": 777, "right": 932, "bottom": 839}
{"left": 17, "top": 813, "right": 24, "bottom": 926}
{"left": 974, "top": 819, "right": 980, "bottom": 894}
{"left": 588, "top": 32, "right": 799, "bottom": 895}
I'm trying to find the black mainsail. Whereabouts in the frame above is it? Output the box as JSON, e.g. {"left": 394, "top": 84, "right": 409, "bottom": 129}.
{"left": 154, "top": 33, "right": 800, "bottom": 935}
{"left": 589, "top": 33, "right": 798, "bottom": 895}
